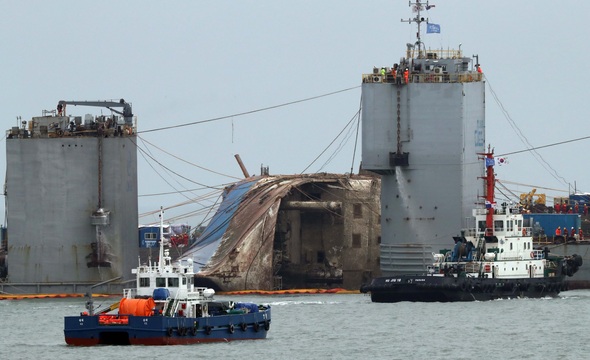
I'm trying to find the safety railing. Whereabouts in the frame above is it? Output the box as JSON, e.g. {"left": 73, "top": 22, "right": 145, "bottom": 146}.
{"left": 407, "top": 49, "right": 463, "bottom": 60}
{"left": 362, "top": 71, "right": 482, "bottom": 84}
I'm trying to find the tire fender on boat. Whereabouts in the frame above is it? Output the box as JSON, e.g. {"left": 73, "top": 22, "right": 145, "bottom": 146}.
{"left": 264, "top": 320, "right": 270, "bottom": 331}
{"left": 166, "top": 328, "right": 173, "bottom": 337}
{"left": 205, "top": 326, "right": 212, "bottom": 335}
{"left": 228, "top": 324, "right": 235, "bottom": 334}
{"left": 253, "top": 322, "right": 260, "bottom": 332}
{"left": 190, "top": 327, "right": 197, "bottom": 336}
{"left": 240, "top": 323, "right": 248, "bottom": 332}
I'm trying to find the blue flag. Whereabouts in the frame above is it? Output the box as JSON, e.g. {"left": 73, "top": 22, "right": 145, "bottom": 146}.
{"left": 426, "top": 23, "right": 441, "bottom": 34}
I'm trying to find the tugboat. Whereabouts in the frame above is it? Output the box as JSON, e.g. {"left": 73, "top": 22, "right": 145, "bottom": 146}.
{"left": 360, "top": 149, "right": 583, "bottom": 302}
{"left": 64, "top": 209, "right": 271, "bottom": 345}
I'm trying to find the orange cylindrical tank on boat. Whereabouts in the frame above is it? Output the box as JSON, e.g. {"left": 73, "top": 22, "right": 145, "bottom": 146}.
{"left": 119, "top": 297, "right": 155, "bottom": 316}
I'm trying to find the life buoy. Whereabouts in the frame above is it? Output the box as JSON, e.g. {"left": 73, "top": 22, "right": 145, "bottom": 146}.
{"left": 166, "top": 328, "right": 173, "bottom": 337}
{"left": 228, "top": 324, "right": 235, "bottom": 334}
{"left": 240, "top": 323, "right": 247, "bottom": 332}
{"left": 205, "top": 326, "right": 212, "bottom": 335}
{"left": 264, "top": 320, "right": 270, "bottom": 331}
{"left": 253, "top": 322, "right": 260, "bottom": 332}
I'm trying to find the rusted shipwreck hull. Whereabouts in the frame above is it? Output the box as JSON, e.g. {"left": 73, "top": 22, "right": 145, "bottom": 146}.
{"left": 182, "top": 173, "right": 381, "bottom": 292}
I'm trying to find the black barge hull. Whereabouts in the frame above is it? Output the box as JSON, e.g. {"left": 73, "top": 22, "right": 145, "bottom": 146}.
{"left": 360, "top": 275, "right": 568, "bottom": 303}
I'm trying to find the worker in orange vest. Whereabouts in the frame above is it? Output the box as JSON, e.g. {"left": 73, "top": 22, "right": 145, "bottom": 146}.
{"left": 476, "top": 64, "right": 483, "bottom": 73}
{"left": 579, "top": 228, "right": 584, "bottom": 241}
{"left": 556, "top": 226, "right": 561, "bottom": 236}
{"left": 403, "top": 68, "right": 409, "bottom": 84}
{"left": 391, "top": 65, "right": 398, "bottom": 84}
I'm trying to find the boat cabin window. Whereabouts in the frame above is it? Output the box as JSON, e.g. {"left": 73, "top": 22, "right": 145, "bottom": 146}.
{"left": 182, "top": 277, "right": 187, "bottom": 285}
{"left": 510, "top": 243, "right": 513, "bottom": 250}
{"left": 139, "top": 278, "right": 150, "bottom": 287}
{"left": 478, "top": 220, "right": 486, "bottom": 232}
{"left": 494, "top": 220, "right": 504, "bottom": 231}
{"left": 507, "top": 220, "right": 513, "bottom": 232}
{"left": 168, "top": 278, "right": 179, "bottom": 287}
{"left": 156, "top": 277, "right": 166, "bottom": 287}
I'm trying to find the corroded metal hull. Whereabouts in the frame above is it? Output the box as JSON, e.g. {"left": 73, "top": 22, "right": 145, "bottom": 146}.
{"left": 184, "top": 174, "right": 381, "bottom": 291}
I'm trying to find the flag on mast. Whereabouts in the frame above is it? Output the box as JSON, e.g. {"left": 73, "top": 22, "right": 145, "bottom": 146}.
{"left": 426, "top": 23, "right": 441, "bottom": 34}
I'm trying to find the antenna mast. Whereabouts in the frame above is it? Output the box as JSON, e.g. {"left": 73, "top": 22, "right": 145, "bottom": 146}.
{"left": 401, "top": 1, "right": 435, "bottom": 55}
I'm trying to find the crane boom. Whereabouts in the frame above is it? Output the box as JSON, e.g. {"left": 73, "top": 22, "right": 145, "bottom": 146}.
{"left": 57, "top": 99, "right": 133, "bottom": 125}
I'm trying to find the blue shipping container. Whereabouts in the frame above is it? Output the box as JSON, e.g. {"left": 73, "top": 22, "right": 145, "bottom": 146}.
{"left": 523, "top": 213, "right": 581, "bottom": 237}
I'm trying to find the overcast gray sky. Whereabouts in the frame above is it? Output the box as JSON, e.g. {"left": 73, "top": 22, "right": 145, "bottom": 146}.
{"left": 2, "top": 0, "right": 589, "bottom": 228}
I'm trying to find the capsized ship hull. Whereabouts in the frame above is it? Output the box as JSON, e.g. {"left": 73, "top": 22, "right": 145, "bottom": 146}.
{"left": 182, "top": 173, "right": 381, "bottom": 291}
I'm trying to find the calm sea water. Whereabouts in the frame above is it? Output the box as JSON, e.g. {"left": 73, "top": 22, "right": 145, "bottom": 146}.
{"left": 1, "top": 291, "right": 590, "bottom": 360}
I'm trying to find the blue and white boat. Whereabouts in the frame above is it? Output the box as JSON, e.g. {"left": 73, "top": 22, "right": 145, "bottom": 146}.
{"left": 64, "top": 210, "right": 271, "bottom": 345}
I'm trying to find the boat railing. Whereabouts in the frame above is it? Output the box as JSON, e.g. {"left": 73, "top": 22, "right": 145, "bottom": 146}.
{"left": 463, "top": 228, "right": 479, "bottom": 237}
{"left": 123, "top": 288, "right": 136, "bottom": 298}
{"left": 468, "top": 226, "right": 532, "bottom": 238}
{"left": 408, "top": 49, "right": 463, "bottom": 60}
{"left": 362, "top": 72, "right": 482, "bottom": 84}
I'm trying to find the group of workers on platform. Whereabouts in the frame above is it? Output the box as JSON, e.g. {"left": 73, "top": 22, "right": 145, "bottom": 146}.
{"left": 373, "top": 62, "right": 482, "bottom": 85}
{"left": 375, "top": 64, "right": 410, "bottom": 84}
{"left": 555, "top": 226, "right": 584, "bottom": 241}
{"left": 554, "top": 202, "right": 589, "bottom": 215}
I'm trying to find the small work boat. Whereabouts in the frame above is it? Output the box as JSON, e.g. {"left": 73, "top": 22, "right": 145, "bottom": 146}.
{"left": 64, "top": 210, "right": 271, "bottom": 345}
{"left": 361, "top": 148, "right": 583, "bottom": 302}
